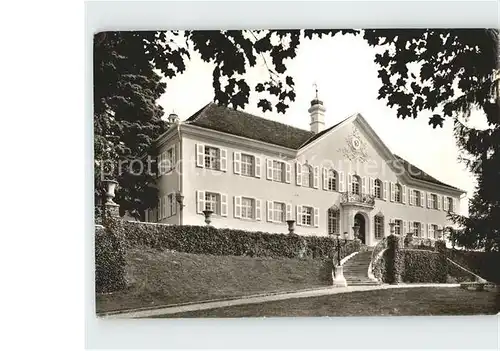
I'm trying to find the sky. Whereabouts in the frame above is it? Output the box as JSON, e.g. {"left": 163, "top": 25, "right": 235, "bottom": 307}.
{"left": 158, "top": 33, "right": 490, "bottom": 217}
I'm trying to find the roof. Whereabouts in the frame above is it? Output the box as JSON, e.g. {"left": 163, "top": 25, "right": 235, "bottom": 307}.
{"left": 184, "top": 102, "right": 462, "bottom": 192}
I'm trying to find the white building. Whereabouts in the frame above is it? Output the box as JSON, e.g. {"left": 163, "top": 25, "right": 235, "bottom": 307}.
{"left": 147, "top": 98, "right": 465, "bottom": 247}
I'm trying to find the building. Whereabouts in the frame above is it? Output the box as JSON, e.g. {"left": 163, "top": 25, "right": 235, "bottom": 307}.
{"left": 146, "top": 98, "right": 465, "bottom": 246}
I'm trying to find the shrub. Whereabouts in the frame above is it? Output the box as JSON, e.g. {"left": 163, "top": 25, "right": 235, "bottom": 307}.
{"left": 95, "top": 220, "right": 126, "bottom": 293}
{"left": 445, "top": 249, "right": 500, "bottom": 283}
{"left": 401, "top": 250, "right": 447, "bottom": 283}
{"left": 385, "top": 235, "right": 403, "bottom": 284}
{"left": 117, "top": 221, "right": 363, "bottom": 260}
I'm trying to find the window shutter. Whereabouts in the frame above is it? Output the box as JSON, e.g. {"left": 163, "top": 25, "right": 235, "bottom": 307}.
{"left": 322, "top": 168, "right": 328, "bottom": 190}
{"left": 266, "top": 159, "right": 273, "bottom": 180}
{"left": 296, "top": 205, "right": 303, "bottom": 226}
{"left": 313, "top": 207, "right": 319, "bottom": 228}
{"left": 285, "top": 162, "right": 291, "bottom": 183}
{"left": 437, "top": 195, "right": 441, "bottom": 210}
{"left": 233, "top": 152, "right": 241, "bottom": 174}
{"left": 234, "top": 196, "right": 242, "bottom": 218}
{"left": 163, "top": 195, "right": 168, "bottom": 218}
{"left": 426, "top": 223, "right": 430, "bottom": 238}
{"left": 158, "top": 196, "right": 163, "bottom": 219}
{"left": 420, "top": 192, "right": 425, "bottom": 207}
{"left": 267, "top": 201, "right": 273, "bottom": 222}
{"left": 348, "top": 173, "right": 353, "bottom": 192}
{"left": 313, "top": 166, "right": 319, "bottom": 189}
{"left": 286, "top": 203, "right": 292, "bottom": 221}
{"left": 171, "top": 194, "right": 177, "bottom": 216}
{"left": 172, "top": 144, "right": 177, "bottom": 168}
{"left": 370, "top": 177, "right": 375, "bottom": 195}
{"left": 442, "top": 196, "right": 447, "bottom": 212}
{"left": 220, "top": 194, "right": 228, "bottom": 217}
{"left": 339, "top": 171, "right": 345, "bottom": 192}
{"left": 453, "top": 198, "right": 458, "bottom": 213}
{"left": 390, "top": 182, "right": 395, "bottom": 202}
{"left": 409, "top": 188, "right": 414, "bottom": 205}
{"left": 362, "top": 176, "right": 367, "bottom": 194}
{"left": 255, "top": 199, "right": 262, "bottom": 221}
{"left": 296, "top": 162, "right": 302, "bottom": 185}
{"left": 220, "top": 149, "right": 227, "bottom": 171}
{"left": 426, "top": 192, "right": 431, "bottom": 208}
{"left": 196, "top": 144, "right": 205, "bottom": 168}
{"left": 383, "top": 181, "right": 388, "bottom": 200}
{"left": 402, "top": 185, "right": 407, "bottom": 204}
{"left": 254, "top": 156, "right": 261, "bottom": 178}
{"left": 403, "top": 220, "right": 407, "bottom": 235}
{"left": 196, "top": 190, "right": 205, "bottom": 214}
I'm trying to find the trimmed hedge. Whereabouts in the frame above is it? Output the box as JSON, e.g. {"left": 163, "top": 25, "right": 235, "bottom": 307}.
{"left": 445, "top": 249, "right": 500, "bottom": 283}
{"left": 401, "top": 250, "right": 447, "bottom": 283}
{"left": 385, "top": 235, "right": 403, "bottom": 284}
{"left": 95, "top": 221, "right": 126, "bottom": 293}
{"left": 118, "top": 221, "right": 363, "bottom": 260}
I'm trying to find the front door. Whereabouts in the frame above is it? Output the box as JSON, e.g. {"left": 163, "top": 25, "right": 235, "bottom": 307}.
{"left": 354, "top": 213, "right": 366, "bottom": 244}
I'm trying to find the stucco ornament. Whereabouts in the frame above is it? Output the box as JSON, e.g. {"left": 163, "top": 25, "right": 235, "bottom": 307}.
{"left": 337, "top": 127, "right": 369, "bottom": 163}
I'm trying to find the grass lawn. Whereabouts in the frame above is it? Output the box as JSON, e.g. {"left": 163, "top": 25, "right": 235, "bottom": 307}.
{"left": 96, "top": 248, "right": 332, "bottom": 313}
{"left": 164, "top": 287, "right": 500, "bottom": 317}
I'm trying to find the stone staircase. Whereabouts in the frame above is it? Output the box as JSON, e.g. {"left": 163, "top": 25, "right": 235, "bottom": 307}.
{"left": 343, "top": 250, "right": 380, "bottom": 286}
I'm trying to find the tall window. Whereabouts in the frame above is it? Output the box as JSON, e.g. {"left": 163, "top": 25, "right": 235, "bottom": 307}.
{"left": 301, "top": 206, "right": 313, "bottom": 226}
{"left": 327, "top": 170, "right": 337, "bottom": 191}
{"left": 204, "top": 146, "right": 220, "bottom": 170}
{"left": 413, "top": 222, "right": 421, "bottom": 237}
{"left": 272, "top": 160, "right": 285, "bottom": 182}
{"left": 328, "top": 208, "right": 339, "bottom": 234}
{"left": 413, "top": 190, "right": 421, "bottom": 206}
{"left": 168, "top": 193, "right": 175, "bottom": 217}
{"left": 352, "top": 175, "right": 361, "bottom": 195}
{"left": 395, "top": 184, "right": 402, "bottom": 203}
{"left": 430, "top": 194, "right": 438, "bottom": 209}
{"left": 241, "top": 197, "right": 255, "bottom": 219}
{"left": 447, "top": 197, "right": 453, "bottom": 212}
{"left": 302, "top": 164, "right": 313, "bottom": 188}
{"left": 166, "top": 147, "right": 174, "bottom": 171}
{"left": 431, "top": 224, "right": 439, "bottom": 238}
{"left": 272, "top": 202, "right": 285, "bottom": 222}
{"left": 375, "top": 215, "right": 384, "bottom": 239}
{"left": 374, "top": 179, "right": 382, "bottom": 199}
{"left": 394, "top": 219, "right": 402, "bottom": 235}
{"left": 240, "top": 154, "right": 254, "bottom": 177}
{"left": 205, "top": 192, "right": 220, "bottom": 214}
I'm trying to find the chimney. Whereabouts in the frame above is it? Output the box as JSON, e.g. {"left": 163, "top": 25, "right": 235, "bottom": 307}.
{"left": 308, "top": 98, "right": 326, "bottom": 134}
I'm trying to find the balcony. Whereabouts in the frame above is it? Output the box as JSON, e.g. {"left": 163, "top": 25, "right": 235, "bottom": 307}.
{"left": 340, "top": 191, "right": 375, "bottom": 208}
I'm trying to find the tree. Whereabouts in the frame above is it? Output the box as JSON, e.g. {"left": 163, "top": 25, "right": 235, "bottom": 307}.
{"left": 361, "top": 29, "right": 499, "bottom": 251}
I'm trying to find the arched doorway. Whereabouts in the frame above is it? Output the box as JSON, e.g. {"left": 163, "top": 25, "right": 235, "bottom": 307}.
{"left": 354, "top": 213, "right": 366, "bottom": 244}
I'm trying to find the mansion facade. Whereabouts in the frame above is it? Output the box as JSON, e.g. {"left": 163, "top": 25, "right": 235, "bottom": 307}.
{"left": 145, "top": 99, "right": 465, "bottom": 247}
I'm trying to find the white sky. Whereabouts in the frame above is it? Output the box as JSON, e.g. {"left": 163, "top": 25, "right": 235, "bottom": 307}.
{"left": 158, "top": 33, "right": 489, "bottom": 216}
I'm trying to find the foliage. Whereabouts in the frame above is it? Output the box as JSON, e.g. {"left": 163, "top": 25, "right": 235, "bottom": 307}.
{"left": 401, "top": 250, "right": 448, "bottom": 283}
{"left": 445, "top": 249, "right": 500, "bottom": 283}
{"left": 94, "top": 221, "right": 126, "bottom": 293}
{"left": 362, "top": 29, "right": 499, "bottom": 251}
{"left": 113, "top": 221, "right": 362, "bottom": 260}
{"left": 384, "top": 234, "right": 403, "bottom": 284}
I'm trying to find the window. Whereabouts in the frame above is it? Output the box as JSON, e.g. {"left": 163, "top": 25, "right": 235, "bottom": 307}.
{"left": 374, "top": 179, "right": 382, "bottom": 199}
{"left": 375, "top": 215, "right": 384, "bottom": 239}
{"left": 327, "top": 170, "right": 337, "bottom": 191}
{"left": 302, "top": 164, "right": 313, "bottom": 188}
{"left": 413, "top": 222, "right": 421, "bottom": 237}
{"left": 447, "top": 197, "right": 453, "bottom": 212}
{"left": 431, "top": 224, "right": 439, "bottom": 239}
{"left": 272, "top": 202, "right": 285, "bottom": 222}
{"left": 394, "top": 219, "right": 402, "bottom": 235}
{"left": 240, "top": 154, "right": 254, "bottom": 177}
{"left": 413, "top": 190, "right": 421, "bottom": 206}
{"left": 395, "top": 184, "right": 402, "bottom": 203}
{"left": 166, "top": 148, "right": 174, "bottom": 170}
{"left": 430, "top": 194, "right": 438, "bottom": 209}
{"left": 205, "top": 192, "right": 220, "bottom": 214}
{"left": 204, "top": 146, "right": 220, "bottom": 170}
{"left": 301, "top": 206, "right": 313, "bottom": 226}
{"left": 241, "top": 197, "right": 255, "bottom": 219}
{"left": 328, "top": 208, "right": 339, "bottom": 234}
{"left": 168, "top": 193, "right": 175, "bottom": 217}
{"left": 273, "top": 160, "right": 285, "bottom": 182}
{"left": 352, "top": 175, "right": 361, "bottom": 195}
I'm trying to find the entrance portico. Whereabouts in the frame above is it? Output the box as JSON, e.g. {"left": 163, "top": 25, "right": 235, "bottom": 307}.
{"left": 340, "top": 191, "right": 376, "bottom": 246}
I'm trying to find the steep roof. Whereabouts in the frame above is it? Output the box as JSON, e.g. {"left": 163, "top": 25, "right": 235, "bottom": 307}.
{"left": 186, "top": 103, "right": 313, "bottom": 149}
{"left": 184, "top": 102, "right": 462, "bottom": 192}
